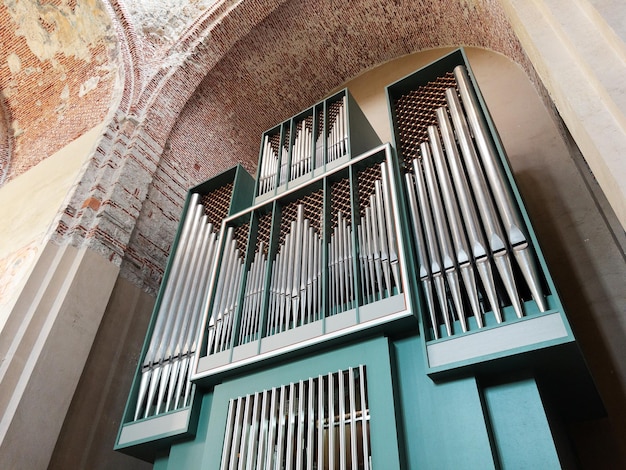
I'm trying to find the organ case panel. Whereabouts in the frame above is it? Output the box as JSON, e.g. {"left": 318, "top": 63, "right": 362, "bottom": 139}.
{"left": 386, "top": 49, "right": 576, "bottom": 377}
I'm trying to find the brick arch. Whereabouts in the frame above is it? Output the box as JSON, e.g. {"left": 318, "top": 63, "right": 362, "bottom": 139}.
{"left": 121, "top": 0, "right": 537, "bottom": 290}
{"left": 0, "top": 96, "right": 11, "bottom": 186}
{"left": 52, "top": 0, "right": 537, "bottom": 288}
{"left": 0, "top": 0, "right": 120, "bottom": 182}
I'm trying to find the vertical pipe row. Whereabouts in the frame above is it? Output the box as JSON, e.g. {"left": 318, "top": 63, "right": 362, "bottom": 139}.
{"left": 134, "top": 194, "right": 219, "bottom": 420}
{"left": 356, "top": 164, "right": 402, "bottom": 305}
{"left": 403, "top": 66, "right": 546, "bottom": 339}
{"left": 258, "top": 93, "right": 349, "bottom": 199}
{"left": 238, "top": 241, "right": 269, "bottom": 346}
{"left": 220, "top": 366, "right": 370, "bottom": 469}
{"left": 258, "top": 135, "right": 279, "bottom": 196}
{"left": 266, "top": 204, "right": 323, "bottom": 335}
{"left": 327, "top": 96, "right": 348, "bottom": 163}
{"left": 290, "top": 118, "right": 313, "bottom": 181}
{"left": 328, "top": 211, "right": 355, "bottom": 314}
{"left": 206, "top": 227, "right": 246, "bottom": 355}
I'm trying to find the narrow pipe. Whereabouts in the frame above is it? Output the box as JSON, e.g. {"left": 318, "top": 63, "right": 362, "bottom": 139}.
{"left": 422, "top": 136, "right": 466, "bottom": 333}
{"left": 454, "top": 65, "right": 546, "bottom": 312}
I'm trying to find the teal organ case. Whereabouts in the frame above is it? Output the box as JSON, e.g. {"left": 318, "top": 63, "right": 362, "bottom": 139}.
{"left": 116, "top": 49, "right": 603, "bottom": 469}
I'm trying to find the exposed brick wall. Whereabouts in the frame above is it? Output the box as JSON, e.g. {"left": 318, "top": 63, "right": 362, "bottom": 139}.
{"left": 0, "top": 0, "right": 119, "bottom": 183}
{"left": 54, "top": 0, "right": 288, "bottom": 279}
{"left": 120, "top": 0, "right": 537, "bottom": 293}
{"left": 33, "top": 0, "right": 546, "bottom": 294}
{"left": 0, "top": 98, "right": 10, "bottom": 185}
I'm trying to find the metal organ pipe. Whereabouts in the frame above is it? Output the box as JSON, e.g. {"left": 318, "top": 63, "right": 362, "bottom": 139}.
{"left": 133, "top": 194, "right": 218, "bottom": 420}
{"left": 453, "top": 65, "right": 547, "bottom": 312}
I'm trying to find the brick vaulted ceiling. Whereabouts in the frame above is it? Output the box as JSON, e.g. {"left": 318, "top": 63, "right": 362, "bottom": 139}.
{"left": 126, "top": 0, "right": 532, "bottom": 292}
{"left": 1, "top": 0, "right": 532, "bottom": 291}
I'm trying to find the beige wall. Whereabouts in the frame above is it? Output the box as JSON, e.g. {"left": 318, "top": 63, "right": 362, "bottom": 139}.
{"left": 500, "top": 0, "right": 626, "bottom": 232}
{"left": 0, "top": 123, "right": 104, "bottom": 327}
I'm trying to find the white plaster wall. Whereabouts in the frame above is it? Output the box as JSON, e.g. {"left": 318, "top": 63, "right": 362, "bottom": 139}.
{"left": 0, "top": 123, "right": 104, "bottom": 330}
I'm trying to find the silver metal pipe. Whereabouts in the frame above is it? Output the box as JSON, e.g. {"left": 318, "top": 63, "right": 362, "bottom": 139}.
{"left": 134, "top": 195, "right": 203, "bottom": 419}
{"left": 368, "top": 199, "right": 386, "bottom": 299}
{"left": 255, "top": 390, "right": 269, "bottom": 469}
{"left": 349, "top": 367, "right": 358, "bottom": 470}
{"left": 428, "top": 124, "right": 473, "bottom": 332}
{"left": 276, "top": 233, "right": 289, "bottom": 333}
{"left": 380, "top": 163, "right": 401, "bottom": 291}
{"left": 307, "top": 378, "right": 315, "bottom": 470}
{"left": 374, "top": 182, "right": 393, "bottom": 296}
{"left": 328, "top": 372, "right": 335, "bottom": 470}
{"left": 337, "top": 213, "right": 347, "bottom": 310}
{"left": 359, "top": 365, "right": 370, "bottom": 470}
{"left": 339, "top": 370, "right": 346, "bottom": 470}
{"left": 454, "top": 65, "right": 546, "bottom": 313}
{"left": 299, "top": 221, "right": 311, "bottom": 325}
{"left": 292, "top": 206, "right": 304, "bottom": 323}
{"left": 266, "top": 253, "right": 278, "bottom": 335}
{"left": 227, "top": 396, "right": 243, "bottom": 470}
{"left": 215, "top": 237, "right": 239, "bottom": 353}
{"left": 345, "top": 218, "right": 355, "bottom": 309}
{"left": 415, "top": 146, "right": 453, "bottom": 336}
{"left": 436, "top": 107, "right": 489, "bottom": 327}
{"left": 265, "top": 387, "right": 278, "bottom": 470}
{"left": 362, "top": 215, "right": 376, "bottom": 302}
{"left": 405, "top": 172, "right": 440, "bottom": 338}
{"left": 245, "top": 393, "right": 260, "bottom": 470}
{"left": 163, "top": 219, "right": 210, "bottom": 412}
{"left": 357, "top": 222, "right": 369, "bottom": 303}
{"left": 341, "top": 95, "right": 348, "bottom": 157}
{"left": 296, "top": 380, "right": 305, "bottom": 469}
{"left": 221, "top": 399, "right": 236, "bottom": 470}
{"left": 165, "top": 215, "right": 209, "bottom": 360}
{"left": 149, "top": 201, "right": 203, "bottom": 366}
{"left": 318, "top": 374, "right": 325, "bottom": 467}
{"left": 422, "top": 136, "right": 466, "bottom": 333}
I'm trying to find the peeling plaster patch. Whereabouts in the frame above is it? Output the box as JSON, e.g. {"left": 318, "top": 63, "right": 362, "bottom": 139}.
{"left": 128, "top": 0, "right": 218, "bottom": 44}
{"left": 4, "top": 0, "right": 113, "bottom": 62}
{"left": 79, "top": 76, "right": 100, "bottom": 97}
{"left": 11, "top": 120, "right": 23, "bottom": 137}
{"left": 60, "top": 84, "right": 70, "bottom": 101}
{"left": 2, "top": 87, "right": 15, "bottom": 99}
{"left": 7, "top": 52, "right": 21, "bottom": 74}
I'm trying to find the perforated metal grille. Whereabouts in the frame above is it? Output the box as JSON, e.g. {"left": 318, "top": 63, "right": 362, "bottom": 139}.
{"left": 356, "top": 164, "right": 382, "bottom": 218}
{"left": 233, "top": 222, "right": 250, "bottom": 250}
{"left": 278, "top": 189, "right": 324, "bottom": 248}
{"left": 330, "top": 178, "right": 351, "bottom": 230}
{"left": 200, "top": 183, "right": 233, "bottom": 229}
{"left": 393, "top": 72, "right": 456, "bottom": 168}
{"left": 255, "top": 211, "right": 272, "bottom": 256}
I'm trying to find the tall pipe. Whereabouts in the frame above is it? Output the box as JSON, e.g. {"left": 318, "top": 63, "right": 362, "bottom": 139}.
{"left": 454, "top": 65, "right": 547, "bottom": 312}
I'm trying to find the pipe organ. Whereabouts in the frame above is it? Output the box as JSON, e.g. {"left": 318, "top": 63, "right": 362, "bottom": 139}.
{"left": 117, "top": 50, "right": 602, "bottom": 469}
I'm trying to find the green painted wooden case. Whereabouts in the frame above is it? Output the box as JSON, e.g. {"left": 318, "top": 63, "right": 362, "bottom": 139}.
{"left": 193, "top": 143, "right": 417, "bottom": 387}
{"left": 254, "top": 89, "right": 380, "bottom": 203}
{"left": 115, "top": 165, "right": 254, "bottom": 459}
{"left": 386, "top": 48, "right": 579, "bottom": 378}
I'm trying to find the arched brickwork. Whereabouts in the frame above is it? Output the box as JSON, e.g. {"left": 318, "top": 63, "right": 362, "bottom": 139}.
{"left": 121, "top": 0, "right": 538, "bottom": 291}
{"left": 47, "top": 0, "right": 542, "bottom": 292}
{"left": 0, "top": 97, "right": 11, "bottom": 185}
{"left": 0, "top": 0, "right": 119, "bottom": 183}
